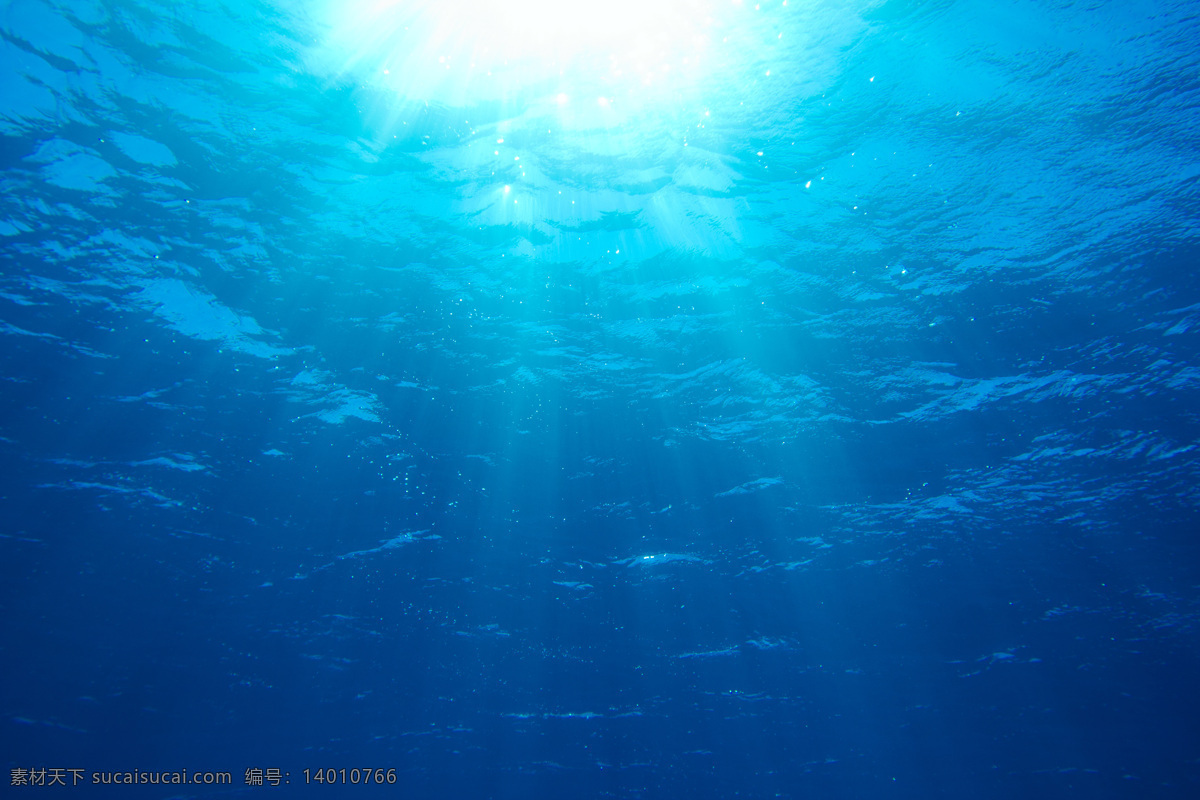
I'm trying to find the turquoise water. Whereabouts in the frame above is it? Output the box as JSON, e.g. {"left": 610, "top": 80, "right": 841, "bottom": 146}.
{"left": 3, "top": 0, "right": 1200, "bottom": 796}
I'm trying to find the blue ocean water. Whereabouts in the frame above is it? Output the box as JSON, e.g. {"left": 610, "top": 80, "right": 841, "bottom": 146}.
{"left": 3, "top": 0, "right": 1200, "bottom": 796}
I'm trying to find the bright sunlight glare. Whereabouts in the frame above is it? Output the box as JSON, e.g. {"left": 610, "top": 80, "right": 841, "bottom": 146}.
{"left": 311, "top": 0, "right": 762, "bottom": 111}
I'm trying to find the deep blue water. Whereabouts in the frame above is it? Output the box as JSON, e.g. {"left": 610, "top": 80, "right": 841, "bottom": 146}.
{"left": 3, "top": 0, "right": 1200, "bottom": 797}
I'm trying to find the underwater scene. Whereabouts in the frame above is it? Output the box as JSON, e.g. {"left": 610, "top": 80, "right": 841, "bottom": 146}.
{"left": 2, "top": 0, "right": 1199, "bottom": 796}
